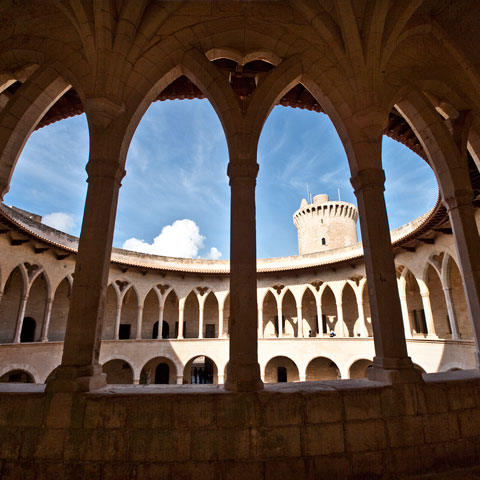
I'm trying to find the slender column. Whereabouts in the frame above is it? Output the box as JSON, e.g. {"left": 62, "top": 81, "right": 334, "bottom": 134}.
{"left": 133, "top": 378, "right": 140, "bottom": 385}
{"left": 257, "top": 307, "right": 263, "bottom": 338}
{"left": 224, "top": 161, "right": 263, "bottom": 392}
{"left": 218, "top": 307, "right": 224, "bottom": 338}
{"left": 444, "top": 190, "right": 480, "bottom": 365}
{"left": 276, "top": 304, "right": 283, "bottom": 338}
{"left": 176, "top": 375, "right": 183, "bottom": 384}
{"left": 399, "top": 294, "right": 412, "bottom": 339}
{"left": 336, "top": 302, "right": 346, "bottom": 337}
{"left": 296, "top": 304, "right": 303, "bottom": 338}
{"left": 46, "top": 131, "right": 126, "bottom": 392}
{"left": 157, "top": 305, "right": 164, "bottom": 339}
{"left": 135, "top": 304, "right": 143, "bottom": 340}
{"left": 114, "top": 302, "right": 122, "bottom": 340}
{"left": 218, "top": 373, "right": 225, "bottom": 384}
{"left": 316, "top": 302, "right": 323, "bottom": 337}
{"left": 177, "top": 299, "right": 185, "bottom": 339}
{"left": 351, "top": 167, "right": 419, "bottom": 382}
{"left": 443, "top": 287, "right": 460, "bottom": 339}
{"left": 40, "top": 297, "right": 54, "bottom": 342}
{"left": 13, "top": 294, "right": 28, "bottom": 343}
{"left": 420, "top": 292, "right": 437, "bottom": 338}
{"left": 357, "top": 300, "right": 367, "bottom": 337}
{"left": 198, "top": 301, "right": 204, "bottom": 339}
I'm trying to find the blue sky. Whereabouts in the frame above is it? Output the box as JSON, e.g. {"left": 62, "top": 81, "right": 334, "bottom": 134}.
{"left": 5, "top": 98, "right": 438, "bottom": 259}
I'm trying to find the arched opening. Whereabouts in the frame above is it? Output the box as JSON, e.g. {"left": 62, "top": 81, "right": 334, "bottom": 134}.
{"left": 140, "top": 357, "right": 177, "bottom": 384}
{"left": 183, "top": 356, "right": 217, "bottom": 384}
{"left": 301, "top": 288, "right": 317, "bottom": 337}
{"left": 102, "top": 284, "right": 117, "bottom": 340}
{"left": 49, "top": 278, "right": 71, "bottom": 341}
{"left": 281, "top": 290, "right": 297, "bottom": 337}
{"left": 449, "top": 258, "right": 472, "bottom": 339}
{"left": 163, "top": 290, "right": 179, "bottom": 338}
{"left": 203, "top": 291, "right": 219, "bottom": 338}
{"left": 320, "top": 286, "right": 337, "bottom": 335}
{"left": 119, "top": 287, "right": 138, "bottom": 340}
{"left": 102, "top": 359, "right": 134, "bottom": 384}
{"left": 0, "top": 369, "right": 34, "bottom": 383}
{"left": 404, "top": 270, "right": 427, "bottom": 336}
{"left": 306, "top": 357, "right": 340, "bottom": 381}
{"left": 20, "top": 317, "right": 36, "bottom": 343}
{"left": 342, "top": 283, "right": 358, "bottom": 337}
{"left": 361, "top": 282, "right": 373, "bottom": 337}
{"left": 349, "top": 359, "right": 372, "bottom": 379}
{"left": 0, "top": 267, "right": 24, "bottom": 343}
{"left": 426, "top": 263, "right": 450, "bottom": 338}
{"left": 153, "top": 320, "right": 170, "bottom": 339}
{"left": 143, "top": 288, "right": 159, "bottom": 339}
{"left": 184, "top": 291, "right": 199, "bottom": 338}
{"left": 264, "top": 356, "right": 299, "bottom": 383}
{"left": 262, "top": 290, "right": 277, "bottom": 337}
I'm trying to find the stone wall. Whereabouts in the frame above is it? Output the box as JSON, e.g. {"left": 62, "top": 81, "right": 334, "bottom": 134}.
{"left": 0, "top": 373, "right": 479, "bottom": 479}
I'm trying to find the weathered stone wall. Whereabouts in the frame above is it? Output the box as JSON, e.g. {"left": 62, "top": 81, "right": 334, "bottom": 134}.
{"left": 0, "top": 375, "right": 479, "bottom": 479}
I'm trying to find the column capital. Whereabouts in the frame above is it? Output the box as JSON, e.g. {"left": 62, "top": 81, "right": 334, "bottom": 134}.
{"left": 350, "top": 168, "right": 385, "bottom": 193}
{"left": 442, "top": 189, "right": 473, "bottom": 211}
{"left": 86, "top": 158, "right": 126, "bottom": 184}
{"left": 227, "top": 162, "right": 259, "bottom": 185}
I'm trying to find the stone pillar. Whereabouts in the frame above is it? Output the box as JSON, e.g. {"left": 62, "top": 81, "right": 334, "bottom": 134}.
{"left": 276, "top": 304, "right": 283, "bottom": 338}
{"left": 399, "top": 294, "right": 412, "bottom": 339}
{"left": 316, "top": 302, "right": 323, "bottom": 337}
{"left": 296, "top": 304, "right": 303, "bottom": 338}
{"left": 133, "top": 378, "right": 140, "bottom": 385}
{"left": 135, "top": 304, "right": 143, "bottom": 340}
{"left": 13, "top": 294, "right": 28, "bottom": 343}
{"left": 157, "top": 305, "right": 164, "bottom": 339}
{"left": 257, "top": 307, "right": 263, "bottom": 338}
{"left": 46, "top": 140, "right": 126, "bottom": 392}
{"left": 218, "top": 307, "right": 224, "bottom": 338}
{"left": 198, "top": 300, "right": 204, "bottom": 339}
{"left": 420, "top": 292, "right": 437, "bottom": 338}
{"left": 218, "top": 373, "right": 225, "bottom": 384}
{"left": 443, "top": 287, "right": 460, "bottom": 339}
{"left": 357, "top": 300, "right": 367, "bottom": 337}
{"left": 40, "top": 297, "right": 54, "bottom": 342}
{"left": 224, "top": 161, "right": 263, "bottom": 392}
{"left": 351, "top": 167, "right": 419, "bottom": 383}
{"left": 336, "top": 302, "right": 346, "bottom": 337}
{"left": 114, "top": 302, "right": 122, "bottom": 340}
{"left": 176, "top": 375, "right": 183, "bottom": 384}
{"left": 177, "top": 300, "right": 185, "bottom": 339}
{"left": 443, "top": 190, "right": 480, "bottom": 365}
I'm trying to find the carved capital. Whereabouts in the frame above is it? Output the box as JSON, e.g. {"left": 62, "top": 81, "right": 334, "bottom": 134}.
{"left": 442, "top": 189, "right": 473, "bottom": 211}
{"left": 86, "top": 158, "right": 126, "bottom": 184}
{"left": 227, "top": 162, "right": 259, "bottom": 184}
{"left": 350, "top": 168, "right": 385, "bottom": 193}
{"left": 352, "top": 106, "right": 389, "bottom": 139}
{"left": 84, "top": 96, "right": 125, "bottom": 130}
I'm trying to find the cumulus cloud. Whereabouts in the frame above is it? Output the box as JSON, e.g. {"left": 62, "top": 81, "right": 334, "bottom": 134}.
{"left": 122, "top": 219, "right": 222, "bottom": 259}
{"left": 42, "top": 212, "right": 77, "bottom": 234}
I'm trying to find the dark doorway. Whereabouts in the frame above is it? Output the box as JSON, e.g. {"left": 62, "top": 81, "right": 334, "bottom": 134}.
{"left": 153, "top": 321, "right": 170, "bottom": 339}
{"left": 155, "top": 363, "right": 170, "bottom": 384}
{"left": 119, "top": 324, "right": 131, "bottom": 340}
{"left": 322, "top": 314, "right": 328, "bottom": 334}
{"left": 277, "top": 366, "right": 287, "bottom": 382}
{"left": 205, "top": 324, "right": 215, "bottom": 338}
{"left": 20, "top": 317, "right": 36, "bottom": 342}
{"left": 191, "top": 356, "right": 214, "bottom": 384}
{"left": 413, "top": 309, "right": 428, "bottom": 334}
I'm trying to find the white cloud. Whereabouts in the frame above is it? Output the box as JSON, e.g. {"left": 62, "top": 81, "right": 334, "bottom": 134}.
{"left": 122, "top": 219, "right": 222, "bottom": 259}
{"left": 42, "top": 212, "right": 77, "bottom": 233}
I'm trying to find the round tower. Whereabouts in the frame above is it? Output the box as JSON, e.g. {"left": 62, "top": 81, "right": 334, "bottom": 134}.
{"left": 293, "top": 194, "right": 358, "bottom": 255}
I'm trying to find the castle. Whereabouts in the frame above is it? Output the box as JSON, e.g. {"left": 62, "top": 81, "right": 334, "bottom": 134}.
{"left": 0, "top": 2, "right": 480, "bottom": 478}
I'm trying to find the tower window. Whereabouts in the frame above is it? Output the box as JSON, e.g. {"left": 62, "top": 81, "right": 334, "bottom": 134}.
{"left": 321, "top": 238, "right": 326, "bottom": 245}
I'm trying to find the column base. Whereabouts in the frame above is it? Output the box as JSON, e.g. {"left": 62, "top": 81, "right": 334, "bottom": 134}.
{"left": 45, "top": 364, "right": 107, "bottom": 393}
{"left": 367, "top": 356, "right": 423, "bottom": 384}
{"left": 224, "top": 361, "right": 264, "bottom": 392}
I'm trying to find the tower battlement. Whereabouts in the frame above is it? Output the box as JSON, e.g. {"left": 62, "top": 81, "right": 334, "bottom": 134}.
{"left": 293, "top": 194, "right": 358, "bottom": 255}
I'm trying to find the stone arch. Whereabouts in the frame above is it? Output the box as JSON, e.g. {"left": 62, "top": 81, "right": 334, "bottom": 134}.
{"left": 23, "top": 270, "right": 49, "bottom": 342}
{"left": 320, "top": 284, "right": 337, "bottom": 335}
{"left": 202, "top": 291, "right": 219, "bottom": 339}
{"left": 264, "top": 356, "right": 300, "bottom": 383}
{"left": 402, "top": 269, "right": 426, "bottom": 336}
{"left": 184, "top": 290, "right": 199, "bottom": 339}
{"left": 262, "top": 290, "right": 277, "bottom": 337}
{"left": 425, "top": 262, "right": 450, "bottom": 338}
{"left": 220, "top": 292, "right": 230, "bottom": 338}
{"left": 0, "top": 363, "right": 40, "bottom": 383}
{"left": 281, "top": 289, "right": 297, "bottom": 337}
{"left": 301, "top": 287, "right": 317, "bottom": 337}
{"left": 0, "top": 368, "right": 35, "bottom": 383}
{"left": 348, "top": 359, "right": 373, "bottom": 379}
{"left": 140, "top": 356, "right": 178, "bottom": 385}
{"left": 163, "top": 289, "right": 179, "bottom": 338}
{"left": 48, "top": 277, "right": 71, "bottom": 341}
{"left": 102, "top": 359, "right": 134, "bottom": 385}
{"left": 119, "top": 286, "right": 138, "bottom": 340}
{"left": 102, "top": 284, "right": 118, "bottom": 340}
{"left": 342, "top": 282, "right": 358, "bottom": 337}
{"left": 142, "top": 288, "right": 160, "bottom": 339}
{"left": 183, "top": 355, "right": 218, "bottom": 385}
{"left": 360, "top": 279, "right": 373, "bottom": 336}
{"left": 306, "top": 357, "right": 341, "bottom": 381}
{"left": 0, "top": 266, "right": 25, "bottom": 343}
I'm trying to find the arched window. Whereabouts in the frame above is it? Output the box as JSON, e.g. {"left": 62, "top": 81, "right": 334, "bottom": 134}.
{"left": 321, "top": 238, "right": 326, "bottom": 245}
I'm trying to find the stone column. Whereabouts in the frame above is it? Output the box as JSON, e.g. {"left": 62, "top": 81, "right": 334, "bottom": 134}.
{"left": 177, "top": 299, "right": 185, "bottom": 339}
{"left": 198, "top": 299, "right": 204, "bottom": 339}
{"left": 276, "top": 304, "right": 283, "bottom": 338}
{"left": 13, "top": 294, "right": 28, "bottom": 343}
{"left": 157, "top": 305, "right": 164, "bottom": 339}
{"left": 351, "top": 167, "right": 419, "bottom": 383}
{"left": 176, "top": 375, "right": 183, "bottom": 384}
{"left": 114, "top": 302, "right": 122, "bottom": 340}
{"left": 420, "top": 292, "right": 437, "bottom": 338}
{"left": 135, "top": 304, "right": 143, "bottom": 340}
{"left": 46, "top": 140, "right": 126, "bottom": 392}
{"left": 316, "top": 302, "right": 323, "bottom": 337}
{"left": 224, "top": 162, "right": 263, "bottom": 392}
{"left": 336, "top": 302, "right": 346, "bottom": 337}
{"left": 296, "top": 304, "right": 303, "bottom": 338}
{"left": 218, "top": 307, "right": 224, "bottom": 338}
{"left": 257, "top": 307, "right": 263, "bottom": 338}
{"left": 443, "top": 287, "right": 460, "bottom": 339}
{"left": 357, "top": 300, "right": 367, "bottom": 337}
{"left": 443, "top": 190, "right": 480, "bottom": 365}
{"left": 399, "top": 294, "right": 412, "bottom": 339}
{"left": 40, "top": 297, "right": 54, "bottom": 342}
